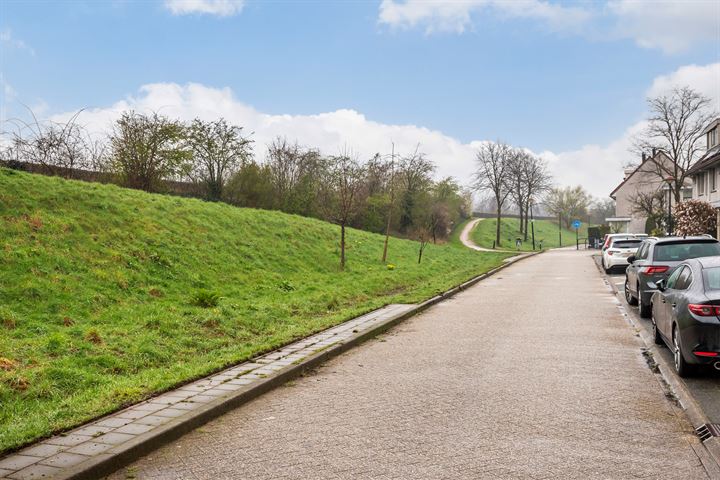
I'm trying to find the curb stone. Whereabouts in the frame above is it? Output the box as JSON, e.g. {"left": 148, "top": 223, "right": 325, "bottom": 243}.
{"left": 593, "top": 255, "right": 720, "bottom": 476}
{"left": 0, "top": 250, "right": 540, "bottom": 480}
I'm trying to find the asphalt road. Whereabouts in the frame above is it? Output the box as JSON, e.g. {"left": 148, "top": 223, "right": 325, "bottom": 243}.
{"left": 603, "top": 260, "right": 720, "bottom": 422}
{"left": 107, "top": 249, "right": 709, "bottom": 479}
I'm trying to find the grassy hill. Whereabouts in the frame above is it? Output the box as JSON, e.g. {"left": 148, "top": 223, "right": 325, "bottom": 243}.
{"left": 471, "top": 217, "right": 586, "bottom": 251}
{"left": 0, "top": 168, "right": 511, "bottom": 452}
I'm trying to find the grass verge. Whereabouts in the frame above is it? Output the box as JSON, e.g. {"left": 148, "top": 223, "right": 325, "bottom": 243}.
{"left": 0, "top": 168, "right": 511, "bottom": 453}
{"left": 471, "top": 217, "right": 587, "bottom": 251}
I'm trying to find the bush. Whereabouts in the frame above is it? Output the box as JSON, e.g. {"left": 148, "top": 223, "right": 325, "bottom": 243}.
{"left": 191, "top": 290, "right": 220, "bottom": 308}
{"left": 674, "top": 200, "right": 717, "bottom": 236}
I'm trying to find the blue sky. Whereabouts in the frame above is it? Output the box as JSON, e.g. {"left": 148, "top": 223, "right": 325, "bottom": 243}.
{"left": 1, "top": 0, "right": 719, "bottom": 196}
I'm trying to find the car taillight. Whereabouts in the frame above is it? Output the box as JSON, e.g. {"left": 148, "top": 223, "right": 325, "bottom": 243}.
{"left": 693, "top": 351, "right": 719, "bottom": 357}
{"left": 642, "top": 266, "right": 669, "bottom": 274}
{"left": 688, "top": 304, "right": 720, "bottom": 316}
{"left": 607, "top": 251, "right": 614, "bottom": 256}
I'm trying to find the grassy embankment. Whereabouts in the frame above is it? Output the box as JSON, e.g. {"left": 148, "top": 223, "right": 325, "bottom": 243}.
{"left": 0, "top": 168, "right": 512, "bottom": 452}
{"left": 471, "top": 217, "right": 587, "bottom": 251}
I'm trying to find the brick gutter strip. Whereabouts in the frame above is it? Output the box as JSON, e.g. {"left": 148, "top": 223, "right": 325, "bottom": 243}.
{"left": 0, "top": 251, "right": 539, "bottom": 480}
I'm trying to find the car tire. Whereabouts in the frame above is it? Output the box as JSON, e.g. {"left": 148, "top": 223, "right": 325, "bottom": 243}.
{"left": 651, "top": 313, "right": 663, "bottom": 345}
{"left": 673, "top": 325, "right": 694, "bottom": 378}
{"left": 625, "top": 279, "right": 638, "bottom": 306}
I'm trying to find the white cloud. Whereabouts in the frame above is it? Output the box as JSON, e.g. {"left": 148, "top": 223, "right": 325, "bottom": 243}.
{"left": 0, "top": 29, "right": 35, "bottom": 56}
{"left": 164, "top": 0, "right": 244, "bottom": 17}
{"left": 647, "top": 63, "right": 720, "bottom": 105}
{"left": 608, "top": 0, "right": 720, "bottom": 54}
{"left": 378, "top": 0, "right": 720, "bottom": 53}
{"left": 378, "top": 0, "right": 592, "bottom": 34}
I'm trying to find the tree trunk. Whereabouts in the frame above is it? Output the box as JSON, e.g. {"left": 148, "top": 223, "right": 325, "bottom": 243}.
{"left": 340, "top": 223, "right": 346, "bottom": 270}
{"left": 496, "top": 206, "right": 502, "bottom": 247}
{"left": 418, "top": 242, "right": 425, "bottom": 264}
{"left": 382, "top": 210, "right": 391, "bottom": 263}
{"left": 518, "top": 205, "right": 524, "bottom": 235}
{"left": 523, "top": 203, "right": 529, "bottom": 241}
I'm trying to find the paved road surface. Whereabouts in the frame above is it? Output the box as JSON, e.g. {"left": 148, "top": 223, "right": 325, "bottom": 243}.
{"left": 605, "top": 265, "right": 720, "bottom": 423}
{"left": 109, "top": 249, "right": 708, "bottom": 479}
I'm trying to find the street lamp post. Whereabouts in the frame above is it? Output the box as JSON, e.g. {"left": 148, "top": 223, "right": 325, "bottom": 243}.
{"left": 665, "top": 176, "right": 674, "bottom": 235}
{"left": 530, "top": 200, "right": 536, "bottom": 250}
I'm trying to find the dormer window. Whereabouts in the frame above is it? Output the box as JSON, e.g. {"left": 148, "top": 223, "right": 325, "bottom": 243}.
{"left": 709, "top": 127, "right": 718, "bottom": 150}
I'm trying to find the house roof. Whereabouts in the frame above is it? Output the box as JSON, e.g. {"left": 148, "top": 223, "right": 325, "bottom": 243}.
{"left": 686, "top": 147, "right": 720, "bottom": 176}
{"left": 702, "top": 117, "right": 720, "bottom": 136}
{"left": 608, "top": 151, "right": 669, "bottom": 199}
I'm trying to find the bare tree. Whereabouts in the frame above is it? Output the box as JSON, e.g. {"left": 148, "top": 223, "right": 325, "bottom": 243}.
{"left": 397, "top": 146, "right": 435, "bottom": 232}
{"left": 628, "top": 189, "right": 667, "bottom": 233}
{"left": 186, "top": 118, "right": 253, "bottom": 201}
{"left": 109, "top": 111, "right": 189, "bottom": 192}
{"left": 635, "top": 87, "right": 715, "bottom": 202}
{"left": 3, "top": 109, "right": 106, "bottom": 177}
{"left": 473, "top": 142, "right": 514, "bottom": 247}
{"left": 521, "top": 154, "right": 552, "bottom": 239}
{"left": 265, "top": 137, "right": 323, "bottom": 214}
{"left": 322, "top": 151, "right": 367, "bottom": 270}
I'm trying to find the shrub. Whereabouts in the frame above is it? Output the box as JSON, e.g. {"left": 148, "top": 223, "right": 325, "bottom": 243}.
{"left": 674, "top": 200, "right": 717, "bottom": 236}
{"left": 191, "top": 290, "right": 220, "bottom": 308}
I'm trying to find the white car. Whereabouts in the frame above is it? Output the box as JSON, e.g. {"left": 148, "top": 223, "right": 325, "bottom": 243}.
{"left": 602, "top": 237, "right": 643, "bottom": 272}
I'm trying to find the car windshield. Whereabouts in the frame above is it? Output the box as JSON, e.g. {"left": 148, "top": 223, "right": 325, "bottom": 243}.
{"left": 703, "top": 267, "right": 720, "bottom": 290}
{"left": 654, "top": 242, "right": 720, "bottom": 262}
{"left": 613, "top": 240, "right": 641, "bottom": 248}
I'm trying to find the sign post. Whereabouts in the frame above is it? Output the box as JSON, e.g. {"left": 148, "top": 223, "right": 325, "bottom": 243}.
{"left": 572, "top": 219, "right": 582, "bottom": 250}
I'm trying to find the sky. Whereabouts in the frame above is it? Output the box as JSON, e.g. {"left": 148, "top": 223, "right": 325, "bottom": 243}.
{"left": 1, "top": 0, "right": 719, "bottom": 198}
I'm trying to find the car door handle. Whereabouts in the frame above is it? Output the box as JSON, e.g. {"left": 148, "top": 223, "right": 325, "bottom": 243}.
{"left": 672, "top": 303, "right": 677, "bottom": 308}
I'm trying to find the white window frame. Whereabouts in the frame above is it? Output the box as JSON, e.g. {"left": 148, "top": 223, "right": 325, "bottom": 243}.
{"left": 698, "top": 172, "right": 706, "bottom": 196}
{"left": 711, "top": 168, "right": 717, "bottom": 192}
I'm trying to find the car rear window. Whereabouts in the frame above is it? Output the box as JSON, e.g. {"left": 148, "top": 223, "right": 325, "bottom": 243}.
{"left": 654, "top": 242, "right": 720, "bottom": 261}
{"left": 703, "top": 267, "right": 720, "bottom": 290}
{"left": 613, "top": 240, "right": 642, "bottom": 248}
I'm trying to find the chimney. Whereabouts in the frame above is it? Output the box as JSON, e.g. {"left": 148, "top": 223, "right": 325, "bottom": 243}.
{"left": 641, "top": 152, "right": 646, "bottom": 162}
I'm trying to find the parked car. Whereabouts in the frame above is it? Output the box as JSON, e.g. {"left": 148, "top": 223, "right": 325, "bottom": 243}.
{"left": 625, "top": 237, "right": 720, "bottom": 318}
{"left": 601, "top": 233, "right": 638, "bottom": 251}
{"left": 650, "top": 257, "right": 720, "bottom": 377}
{"left": 601, "top": 237, "right": 643, "bottom": 273}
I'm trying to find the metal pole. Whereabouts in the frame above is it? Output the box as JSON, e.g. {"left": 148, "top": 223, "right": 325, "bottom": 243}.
{"left": 531, "top": 202, "right": 536, "bottom": 250}
{"left": 558, "top": 213, "right": 562, "bottom": 246}
{"left": 668, "top": 187, "right": 673, "bottom": 235}
{"left": 576, "top": 227, "right": 579, "bottom": 250}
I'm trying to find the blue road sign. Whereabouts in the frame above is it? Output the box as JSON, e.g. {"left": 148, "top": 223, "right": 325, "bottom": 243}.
{"left": 572, "top": 220, "right": 581, "bottom": 229}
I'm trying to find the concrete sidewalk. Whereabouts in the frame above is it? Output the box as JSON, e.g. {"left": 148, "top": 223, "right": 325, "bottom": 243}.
{"left": 107, "top": 249, "right": 710, "bottom": 479}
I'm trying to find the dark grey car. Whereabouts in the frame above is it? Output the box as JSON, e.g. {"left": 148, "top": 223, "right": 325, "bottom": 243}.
{"left": 651, "top": 257, "right": 720, "bottom": 377}
{"left": 625, "top": 237, "right": 720, "bottom": 318}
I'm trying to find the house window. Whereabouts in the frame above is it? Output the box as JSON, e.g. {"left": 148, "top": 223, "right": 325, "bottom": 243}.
{"left": 712, "top": 168, "right": 717, "bottom": 192}
{"left": 698, "top": 173, "right": 705, "bottom": 195}
{"left": 710, "top": 127, "right": 718, "bottom": 149}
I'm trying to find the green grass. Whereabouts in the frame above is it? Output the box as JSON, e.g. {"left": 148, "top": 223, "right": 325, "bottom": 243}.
{"left": 470, "top": 217, "right": 587, "bottom": 251}
{"left": 0, "top": 168, "right": 512, "bottom": 453}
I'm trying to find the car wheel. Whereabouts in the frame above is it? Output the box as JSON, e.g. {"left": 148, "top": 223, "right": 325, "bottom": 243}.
{"left": 651, "top": 313, "right": 663, "bottom": 345}
{"left": 603, "top": 259, "right": 611, "bottom": 274}
{"left": 673, "top": 326, "right": 694, "bottom": 378}
{"left": 625, "top": 279, "right": 638, "bottom": 306}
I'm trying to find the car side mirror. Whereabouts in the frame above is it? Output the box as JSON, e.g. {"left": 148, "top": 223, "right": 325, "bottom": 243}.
{"left": 627, "top": 255, "right": 636, "bottom": 264}
{"left": 654, "top": 279, "right": 665, "bottom": 291}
